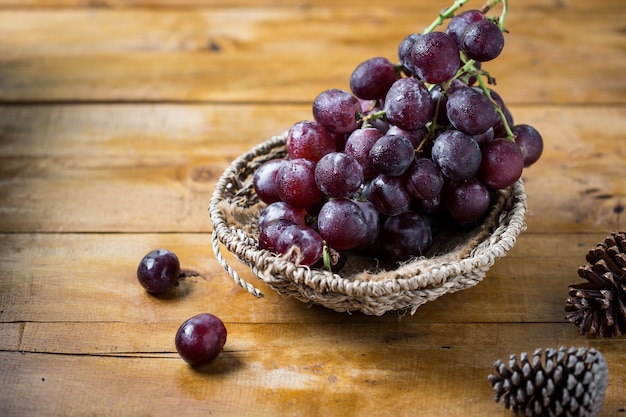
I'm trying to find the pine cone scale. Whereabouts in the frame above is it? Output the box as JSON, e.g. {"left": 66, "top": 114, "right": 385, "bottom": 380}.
{"left": 488, "top": 347, "right": 608, "bottom": 417}
{"left": 566, "top": 231, "right": 626, "bottom": 337}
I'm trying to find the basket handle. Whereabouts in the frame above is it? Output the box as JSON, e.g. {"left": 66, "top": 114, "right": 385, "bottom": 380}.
{"left": 211, "top": 231, "right": 264, "bottom": 298}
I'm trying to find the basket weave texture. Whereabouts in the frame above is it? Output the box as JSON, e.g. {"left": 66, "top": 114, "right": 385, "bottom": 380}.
{"left": 210, "top": 133, "right": 527, "bottom": 315}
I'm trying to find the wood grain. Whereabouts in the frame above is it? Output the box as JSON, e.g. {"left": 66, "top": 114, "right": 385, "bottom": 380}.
{"left": 2, "top": 323, "right": 625, "bottom": 417}
{"left": 0, "top": 0, "right": 625, "bottom": 416}
{"left": 0, "top": 104, "right": 623, "bottom": 233}
{"left": 0, "top": 232, "right": 613, "bottom": 325}
{"left": 0, "top": 3, "right": 624, "bottom": 103}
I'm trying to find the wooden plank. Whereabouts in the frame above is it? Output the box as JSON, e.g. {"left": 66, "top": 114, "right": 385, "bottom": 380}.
{"left": 1, "top": 323, "right": 624, "bottom": 417}
{"left": 0, "top": 0, "right": 622, "bottom": 10}
{"left": 0, "top": 104, "right": 624, "bottom": 233}
{"left": 0, "top": 5, "right": 624, "bottom": 103}
{"left": 0, "top": 231, "right": 614, "bottom": 326}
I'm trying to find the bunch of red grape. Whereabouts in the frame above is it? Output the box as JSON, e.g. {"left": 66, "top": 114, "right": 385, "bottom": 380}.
{"left": 253, "top": 3, "right": 543, "bottom": 271}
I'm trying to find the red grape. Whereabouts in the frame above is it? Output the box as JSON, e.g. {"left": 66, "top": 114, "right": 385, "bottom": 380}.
{"left": 367, "top": 174, "right": 412, "bottom": 216}
{"left": 253, "top": 159, "right": 285, "bottom": 204}
{"left": 276, "top": 158, "right": 324, "bottom": 208}
{"left": 404, "top": 158, "right": 444, "bottom": 200}
{"left": 446, "top": 87, "right": 498, "bottom": 135}
{"left": 286, "top": 120, "right": 336, "bottom": 162}
{"left": 460, "top": 20, "right": 505, "bottom": 62}
{"left": 431, "top": 130, "right": 482, "bottom": 181}
{"left": 445, "top": 9, "right": 486, "bottom": 47}
{"left": 382, "top": 211, "right": 432, "bottom": 261}
{"left": 136, "top": 249, "right": 181, "bottom": 294}
{"left": 369, "top": 134, "right": 415, "bottom": 177}
{"left": 397, "top": 33, "right": 421, "bottom": 76}
{"left": 276, "top": 224, "right": 324, "bottom": 266}
{"left": 344, "top": 127, "right": 384, "bottom": 180}
{"left": 312, "top": 88, "right": 361, "bottom": 135}
{"left": 259, "top": 219, "right": 295, "bottom": 253}
{"left": 350, "top": 56, "right": 400, "bottom": 100}
{"left": 258, "top": 201, "right": 307, "bottom": 230}
{"left": 444, "top": 178, "right": 491, "bottom": 223}
{"left": 317, "top": 199, "right": 368, "bottom": 250}
{"left": 175, "top": 313, "right": 227, "bottom": 366}
{"left": 315, "top": 152, "right": 364, "bottom": 198}
{"left": 478, "top": 138, "right": 524, "bottom": 190}
{"left": 384, "top": 77, "right": 433, "bottom": 131}
{"left": 513, "top": 124, "right": 544, "bottom": 167}
{"left": 409, "top": 32, "right": 460, "bottom": 84}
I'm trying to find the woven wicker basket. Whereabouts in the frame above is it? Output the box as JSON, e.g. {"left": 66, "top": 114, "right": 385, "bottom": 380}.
{"left": 209, "top": 132, "right": 527, "bottom": 315}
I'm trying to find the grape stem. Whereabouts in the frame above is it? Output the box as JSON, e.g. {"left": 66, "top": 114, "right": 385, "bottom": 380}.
{"left": 366, "top": 0, "right": 513, "bottom": 142}
{"left": 422, "top": 0, "right": 506, "bottom": 34}
{"left": 475, "top": 74, "right": 515, "bottom": 139}
{"left": 359, "top": 108, "right": 387, "bottom": 125}
{"left": 480, "top": 0, "right": 508, "bottom": 31}
{"left": 322, "top": 242, "right": 332, "bottom": 272}
{"left": 422, "top": 0, "right": 472, "bottom": 34}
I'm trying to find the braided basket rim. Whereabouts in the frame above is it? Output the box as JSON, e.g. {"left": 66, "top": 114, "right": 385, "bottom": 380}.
{"left": 209, "top": 132, "right": 528, "bottom": 315}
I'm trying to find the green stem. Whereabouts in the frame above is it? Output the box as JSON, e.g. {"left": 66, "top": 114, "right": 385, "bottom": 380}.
{"left": 422, "top": 0, "right": 472, "bottom": 34}
{"left": 475, "top": 74, "right": 515, "bottom": 139}
{"left": 360, "top": 109, "right": 387, "bottom": 125}
{"left": 480, "top": 0, "right": 507, "bottom": 30}
{"left": 322, "top": 243, "right": 332, "bottom": 272}
{"left": 499, "top": 0, "right": 508, "bottom": 31}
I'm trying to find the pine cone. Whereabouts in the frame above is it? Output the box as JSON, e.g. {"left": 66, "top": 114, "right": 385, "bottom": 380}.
{"left": 488, "top": 347, "right": 609, "bottom": 417}
{"left": 565, "top": 231, "right": 626, "bottom": 337}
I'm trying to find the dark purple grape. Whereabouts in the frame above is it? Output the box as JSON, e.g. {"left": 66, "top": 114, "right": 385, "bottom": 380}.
{"left": 412, "top": 194, "right": 442, "bottom": 216}
{"left": 136, "top": 249, "right": 181, "bottom": 294}
{"left": 253, "top": 159, "right": 285, "bottom": 204}
{"left": 409, "top": 32, "right": 460, "bottom": 84}
{"left": 383, "top": 77, "right": 433, "bottom": 131}
{"left": 513, "top": 124, "right": 544, "bottom": 166}
{"left": 444, "top": 178, "right": 491, "bottom": 223}
{"left": 258, "top": 201, "right": 307, "bottom": 230}
{"left": 404, "top": 158, "right": 444, "bottom": 200}
{"left": 446, "top": 87, "right": 498, "bottom": 135}
{"left": 386, "top": 124, "right": 425, "bottom": 148}
{"left": 382, "top": 211, "right": 432, "bottom": 261}
{"left": 314, "top": 152, "right": 363, "bottom": 198}
{"left": 286, "top": 120, "right": 336, "bottom": 162}
{"left": 445, "top": 9, "right": 485, "bottom": 47}
{"left": 350, "top": 56, "right": 400, "bottom": 100}
{"left": 369, "top": 134, "right": 415, "bottom": 177}
{"left": 367, "top": 174, "right": 412, "bottom": 216}
{"left": 175, "top": 313, "right": 227, "bottom": 366}
{"left": 478, "top": 138, "right": 524, "bottom": 190}
{"left": 312, "top": 88, "right": 362, "bottom": 135}
{"left": 431, "top": 130, "right": 482, "bottom": 181}
{"left": 317, "top": 199, "right": 368, "bottom": 250}
{"left": 429, "top": 85, "right": 450, "bottom": 127}
{"left": 276, "top": 224, "right": 324, "bottom": 266}
{"left": 354, "top": 200, "right": 381, "bottom": 250}
{"left": 276, "top": 158, "right": 324, "bottom": 208}
{"left": 460, "top": 20, "right": 505, "bottom": 62}
{"left": 398, "top": 33, "right": 421, "bottom": 76}
{"left": 258, "top": 219, "right": 295, "bottom": 252}
{"left": 344, "top": 127, "right": 384, "bottom": 180}
{"left": 473, "top": 126, "right": 494, "bottom": 147}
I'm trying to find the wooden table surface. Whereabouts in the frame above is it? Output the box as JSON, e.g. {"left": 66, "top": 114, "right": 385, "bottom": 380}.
{"left": 1, "top": 0, "right": 625, "bottom": 416}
